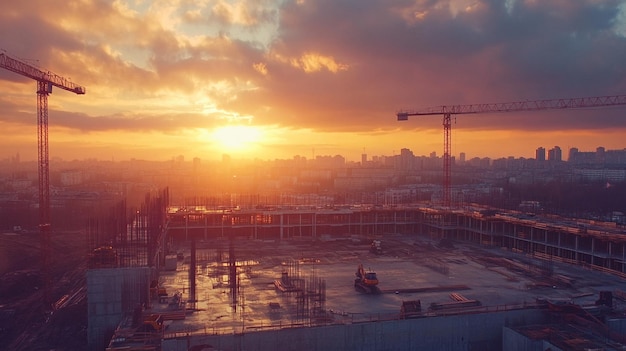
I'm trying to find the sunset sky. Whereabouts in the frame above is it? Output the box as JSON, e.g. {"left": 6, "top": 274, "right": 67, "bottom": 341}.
{"left": 1, "top": 0, "right": 626, "bottom": 162}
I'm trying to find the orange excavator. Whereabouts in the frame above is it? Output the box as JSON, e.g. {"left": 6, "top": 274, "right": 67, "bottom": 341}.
{"left": 355, "top": 263, "right": 380, "bottom": 294}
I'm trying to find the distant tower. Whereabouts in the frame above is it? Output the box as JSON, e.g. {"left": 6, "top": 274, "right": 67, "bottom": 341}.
{"left": 596, "top": 146, "right": 606, "bottom": 164}
{"left": 548, "top": 146, "right": 562, "bottom": 161}
{"left": 399, "top": 148, "right": 414, "bottom": 170}
{"left": 536, "top": 147, "right": 546, "bottom": 161}
{"left": 192, "top": 157, "right": 201, "bottom": 187}
{"left": 568, "top": 147, "right": 578, "bottom": 162}
{"left": 361, "top": 153, "right": 367, "bottom": 165}
{"left": 193, "top": 157, "right": 201, "bottom": 170}
{"left": 459, "top": 152, "right": 466, "bottom": 164}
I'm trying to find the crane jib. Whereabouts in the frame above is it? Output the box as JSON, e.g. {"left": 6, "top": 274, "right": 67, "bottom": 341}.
{"left": 0, "top": 53, "right": 86, "bottom": 95}
{"left": 398, "top": 94, "right": 626, "bottom": 117}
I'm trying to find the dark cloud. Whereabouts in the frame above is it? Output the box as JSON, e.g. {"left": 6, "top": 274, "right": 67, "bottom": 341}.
{"left": 239, "top": 0, "right": 626, "bottom": 132}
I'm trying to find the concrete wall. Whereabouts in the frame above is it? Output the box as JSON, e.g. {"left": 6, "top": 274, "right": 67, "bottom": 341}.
{"left": 608, "top": 317, "right": 626, "bottom": 334}
{"left": 164, "top": 308, "right": 546, "bottom": 351}
{"left": 87, "top": 266, "right": 153, "bottom": 350}
{"left": 502, "top": 327, "right": 564, "bottom": 351}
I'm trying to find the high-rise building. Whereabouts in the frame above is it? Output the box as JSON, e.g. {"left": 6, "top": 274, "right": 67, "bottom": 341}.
{"left": 568, "top": 147, "right": 578, "bottom": 162}
{"left": 548, "top": 146, "right": 562, "bottom": 161}
{"left": 193, "top": 157, "right": 201, "bottom": 171}
{"left": 596, "top": 146, "right": 606, "bottom": 164}
{"left": 536, "top": 147, "right": 546, "bottom": 161}
{"left": 398, "top": 148, "right": 414, "bottom": 170}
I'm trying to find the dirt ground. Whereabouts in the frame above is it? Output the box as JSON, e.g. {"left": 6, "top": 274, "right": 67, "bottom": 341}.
{"left": 0, "top": 230, "right": 88, "bottom": 351}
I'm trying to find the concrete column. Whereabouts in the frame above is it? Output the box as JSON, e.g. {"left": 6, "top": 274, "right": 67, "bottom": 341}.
{"left": 280, "top": 213, "right": 284, "bottom": 240}
{"left": 623, "top": 244, "right": 625, "bottom": 273}
{"left": 392, "top": 211, "right": 396, "bottom": 235}
{"left": 220, "top": 214, "right": 225, "bottom": 239}
{"left": 591, "top": 237, "right": 595, "bottom": 266}
{"left": 575, "top": 236, "right": 579, "bottom": 263}
{"left": 348, "top": 212, "right": 351, "bottom": 236}
{"left": 374, "top": 212, "right": 378, "bottom": 235}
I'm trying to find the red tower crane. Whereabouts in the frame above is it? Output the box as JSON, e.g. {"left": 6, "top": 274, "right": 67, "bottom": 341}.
{"left": 397, "top": 95, "right": 626, "bottom": 208}
{"left": 0, "top": 52, "right": 86, "bottom": 306}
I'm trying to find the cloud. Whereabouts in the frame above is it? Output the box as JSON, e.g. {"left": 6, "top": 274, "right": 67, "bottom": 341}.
{"left": 1, "top": 0, "right": 626, "bottom": 140}
{"left": 253, "top": 62, "right": 268, "bottom": 75}
{"left": 289, "top": 52, "right": 349, "bottom": 73}
{"left": 242, "top": 0, "right": 626, "bottom": 132}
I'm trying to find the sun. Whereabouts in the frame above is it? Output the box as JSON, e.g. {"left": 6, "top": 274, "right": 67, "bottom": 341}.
{"left": 210, "top": 125, "right": 263, "bottom": 152}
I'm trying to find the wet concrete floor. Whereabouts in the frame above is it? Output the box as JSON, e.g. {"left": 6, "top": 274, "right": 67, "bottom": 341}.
{"left": 152, "top": 234, "right": 626, "bottom": 334}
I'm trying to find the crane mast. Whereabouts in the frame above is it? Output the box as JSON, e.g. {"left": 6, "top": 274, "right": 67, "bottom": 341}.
{"left": 0, "top": 52, "right": 86, "bottom": 307}
{"left": 397, "top": 94, "right": 626, "bottom": 208}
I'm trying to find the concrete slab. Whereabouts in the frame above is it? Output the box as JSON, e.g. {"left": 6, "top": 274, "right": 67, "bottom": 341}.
{"left": 147, "top": 234, "right": 626, "bottom": 335}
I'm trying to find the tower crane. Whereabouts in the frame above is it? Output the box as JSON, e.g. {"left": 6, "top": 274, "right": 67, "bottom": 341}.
{"left": 0, "top": 51, "right": 86, "bottom": 306}
{"left": 397, "top": 94, "right": 626, "bottom": 208}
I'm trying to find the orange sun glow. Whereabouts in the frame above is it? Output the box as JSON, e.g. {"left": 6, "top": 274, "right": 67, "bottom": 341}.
{"left": 210, "top": 125, "right": 263, "bottom": 152}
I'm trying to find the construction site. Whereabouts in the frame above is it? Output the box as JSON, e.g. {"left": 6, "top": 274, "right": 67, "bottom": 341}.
{"left": 4, "top": 50, "right": 626, "bottom": 350}
{"left": 102, "top": 88, "right": 626, "bottom": 351}
{"left": 76, "top": 200, "right": 626, "bottom": 350}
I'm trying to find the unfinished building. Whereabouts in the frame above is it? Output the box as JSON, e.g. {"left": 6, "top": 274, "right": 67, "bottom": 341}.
{"left": 166, "top": 206, "right": 626, "bottom": 276}
{"left": 90, "top": 202, "right": 626, "bottom": 350}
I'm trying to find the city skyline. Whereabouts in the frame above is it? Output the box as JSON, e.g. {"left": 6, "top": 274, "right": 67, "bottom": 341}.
{"left": 3, "top": 144, "right": 626, "bottom": 164}
{"left": 2, "top": 1, "right": 626, "bottom": 162}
